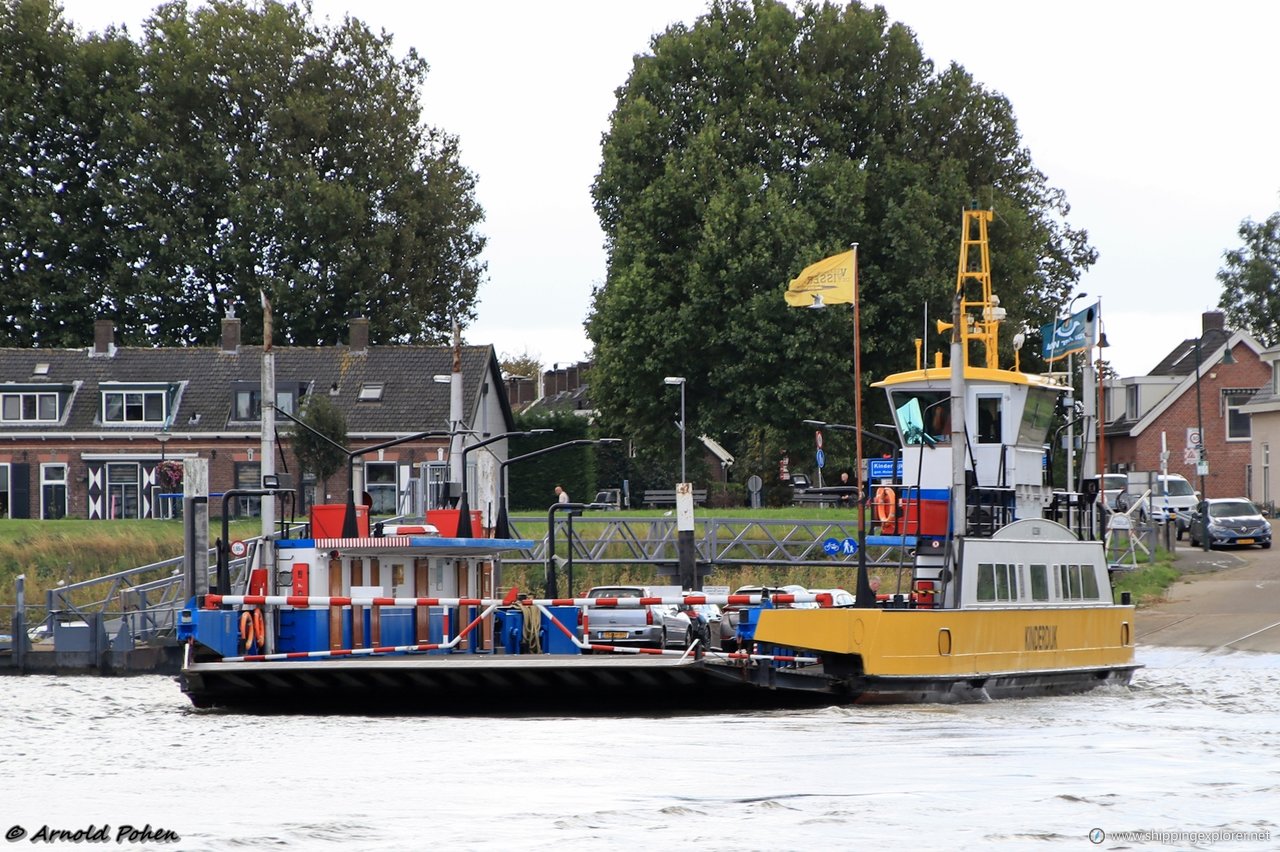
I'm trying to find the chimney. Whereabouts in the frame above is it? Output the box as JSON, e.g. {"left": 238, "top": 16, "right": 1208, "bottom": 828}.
{"left": 92, "top": 319, "right": 116, "bottom": 357}
{"left": 1202, "top": 311, "right": 1225, "bottom": 334}
{"left": 221, "top": 315, "right": 241, "bottom": 353}
{"left": 349, "top": 317, "right": 370, "bottom": 353}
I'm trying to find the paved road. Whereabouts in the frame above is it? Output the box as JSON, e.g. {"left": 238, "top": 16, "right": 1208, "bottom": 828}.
{"left": 1136, "top": 541, "right": 1280, "bottom": 652}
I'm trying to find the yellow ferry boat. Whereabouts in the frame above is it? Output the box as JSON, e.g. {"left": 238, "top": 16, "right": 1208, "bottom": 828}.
{"left": 724, "top": 208, "right": 1138, "bottom": 702}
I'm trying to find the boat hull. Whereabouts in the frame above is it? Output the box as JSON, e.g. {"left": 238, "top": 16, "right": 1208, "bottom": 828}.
{"left": 178, "top": 652, "right": 838, "bottom": 713}
{"left": 703, "top": 654, "right": 1138, "bottom": 704}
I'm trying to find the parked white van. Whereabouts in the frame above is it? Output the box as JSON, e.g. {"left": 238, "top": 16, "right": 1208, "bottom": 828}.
{"left": 1130, "top": 473, "right": 1200, "bottom": 528}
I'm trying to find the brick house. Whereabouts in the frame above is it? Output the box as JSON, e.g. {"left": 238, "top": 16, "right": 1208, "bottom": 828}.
{"left": 1103, "top": 311, "right": 1265, "bottom": 500}
{"left": 0, "top": 317, "right": 514, "bottom": 522}
{"left": 1241, "top": 346, "right": 1280, "bottom": 511}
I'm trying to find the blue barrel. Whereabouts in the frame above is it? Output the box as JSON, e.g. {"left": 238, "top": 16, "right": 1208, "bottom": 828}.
{"left": 539, "top": 606, "right": 581, "bottom": 655}
{"left": 494, "top": 607, "right": 524, "bottom": 655}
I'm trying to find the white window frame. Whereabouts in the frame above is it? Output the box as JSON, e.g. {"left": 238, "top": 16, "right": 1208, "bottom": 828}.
{"left": 1, "top": 391, "right": 60, "bottom": 423}
{"left": 364, "top": 461, "right": 399, "bottom": 515}
{"left": 102, "top": 386, "right": 168, "bottom": 425}
{"left": 230, "top": 384, "right": 301, "bottom": 422}
{"left": 41, "top": 463, "right": 68, "bottom": 520}
{"left": 1224, "top": 391, "right": 1252, "bottom": 442}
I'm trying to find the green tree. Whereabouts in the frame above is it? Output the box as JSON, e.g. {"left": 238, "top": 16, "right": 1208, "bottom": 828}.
{"left": 0, "top": 0, "right": 143, "bottom": 347}
{"left": 1218, "top": 209, "right": 1280, "bottom": 347}
{"left": 588, "top": 0, "right": 1095, "bottom": 471}
{"left": 290, "top": 392, "right": 348, "bottom": 501}
{"left": 500, "top": 350, "right": 543, "bottom": 380}
{"left": 0, "top": 0, "right": 485, "bottom": 348}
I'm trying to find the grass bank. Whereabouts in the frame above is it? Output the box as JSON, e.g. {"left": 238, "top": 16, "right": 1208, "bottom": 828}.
{"left": 0, "top": 519, "right": 259, "bottom": 606}
{"left": 1, "top": 509, "right": 1186, "bottom": 608}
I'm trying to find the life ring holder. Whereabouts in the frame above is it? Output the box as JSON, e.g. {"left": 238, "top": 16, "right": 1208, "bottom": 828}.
{"left": 239, "top": 607, "right": 265, "bottom": 650}
{"left": 873, "top": 486, "right": 897, "bottom": 532}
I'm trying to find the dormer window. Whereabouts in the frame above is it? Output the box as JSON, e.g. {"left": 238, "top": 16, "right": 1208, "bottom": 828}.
{"left": 231, "top": 381, "right": 305, "bottom": 422}
{"left": 358, "top": 383, "right": 384, "bottom": 402}
{"left": 102, "top": 385, "right": 170, "bottom": 424}
{"left": 1, "top": 389, "right": 62, "bottom": 423}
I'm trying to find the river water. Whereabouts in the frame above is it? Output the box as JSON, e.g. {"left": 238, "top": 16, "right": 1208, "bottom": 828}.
{"left": 2, "top": 646, "right": 1277, "bottom": 851}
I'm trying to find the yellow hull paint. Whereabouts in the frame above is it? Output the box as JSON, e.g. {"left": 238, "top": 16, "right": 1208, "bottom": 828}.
{"left": 755, "top": 606, "right": 1135, "bottom": 677}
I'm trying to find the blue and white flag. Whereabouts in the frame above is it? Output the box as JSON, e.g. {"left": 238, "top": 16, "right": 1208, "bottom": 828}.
{"left": 1040, "top": 302, "right": 1099, "bottom": 362}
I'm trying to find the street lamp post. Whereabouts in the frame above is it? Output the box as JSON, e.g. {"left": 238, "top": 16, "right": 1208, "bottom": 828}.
{"left": 454, "top": 429, "right": 553, "bottom": 537}
{"left": 664, "top": 377, "right": 686, "bottom": 483}
{"left": 155, "top": 429, "right": 172, "bottom": 519}
{"left": 1193, "top": 336, "right": 1209, "bottom": 552}
{"left": 493, "top": 438, "right": 622, "bottom": 539}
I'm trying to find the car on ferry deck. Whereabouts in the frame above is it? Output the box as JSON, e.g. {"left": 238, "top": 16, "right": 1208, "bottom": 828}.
{"left": 720, "top": 585, "right": 787, "bottom": 652}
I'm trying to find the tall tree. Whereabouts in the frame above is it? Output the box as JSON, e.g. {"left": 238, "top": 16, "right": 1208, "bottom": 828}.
{"left": 1218, "top": 209, "right": 1280, "bottom": 347}
{"left": 289, "top": 392, "right": 348, "bottom": 501}
{"left": 0, "top": 0, "right": 485, "bottom": 348}
{"left": 588, "top": 0, "right": 1095, "bottom": 475}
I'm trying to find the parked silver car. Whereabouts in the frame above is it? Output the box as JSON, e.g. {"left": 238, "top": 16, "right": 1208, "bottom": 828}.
{"left": 1187, "top": 498, "right": 1272, "bottom": 549}
{"left": 661, "top": 602, "right": 722, "bottom": 650}
{"left": 582, "top": 585, "right": 665, "bottom": 647}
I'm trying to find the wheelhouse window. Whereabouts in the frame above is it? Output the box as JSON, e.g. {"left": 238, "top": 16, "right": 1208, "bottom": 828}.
{"left": 976, "top": 562, "right": 1019, "bottom": 602}
{"left": 1055, "top": 563, "right": 1100, "bottom": 601}
{"left": 1, "top": 391, "right": 60, "bottom": 423}
{"left": 1017, "top": 387, "right": 1058, "bottom": 446}
{"left": 102, "top": 386, "right": 169, "bottom": 424}
{"left": 975, "top": 395, "right": 1003, "bottom": 444}
{"left": 1028, "top": 564, "right": 1050, "bottom": 601}
{"left": 890, "top": 391, "right": 949, "bottom": 445}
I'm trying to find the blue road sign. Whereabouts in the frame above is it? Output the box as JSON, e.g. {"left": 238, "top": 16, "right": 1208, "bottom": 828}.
{"left": 841, "top": 537, "right": 859, "bottom": 555}
{"left": 823, "top": 537, "right": 841, "bottom": 555}
{"left": 815, "top": 448, "right": 825, "bottom": 469}
{"left": 867, "top": 458, "right": 903, "bottom": 480}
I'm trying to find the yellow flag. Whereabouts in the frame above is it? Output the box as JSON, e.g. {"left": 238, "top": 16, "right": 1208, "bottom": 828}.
{"left": 784, "top": 249, "right": 856, "bottom": 307}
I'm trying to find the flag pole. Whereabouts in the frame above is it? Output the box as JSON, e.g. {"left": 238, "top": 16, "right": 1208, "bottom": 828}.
{"left": 852, "top": 243, "right": 874, "bottom": 608}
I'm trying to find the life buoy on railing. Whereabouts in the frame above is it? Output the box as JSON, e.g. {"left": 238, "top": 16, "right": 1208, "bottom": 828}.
{"left": 874, "top": 486, "right": 897, "bottom": 532}
{"left": 239, "top": 607, "right": 265, "bottom": 649}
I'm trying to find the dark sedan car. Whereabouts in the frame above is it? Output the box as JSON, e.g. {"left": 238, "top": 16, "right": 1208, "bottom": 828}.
{"left": 1188, "top": 498, "right": 1272, "bottom": 549}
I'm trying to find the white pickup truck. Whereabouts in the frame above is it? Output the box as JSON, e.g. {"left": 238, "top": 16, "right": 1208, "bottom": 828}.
{"left": 582, "top": 585, "right": 680, "bottom": 648}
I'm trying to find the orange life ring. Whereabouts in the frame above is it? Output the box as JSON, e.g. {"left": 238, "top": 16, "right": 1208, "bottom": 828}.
{"left": 874, "top": 486, "right": 897, "bottom": 530}
{"left": 239, "top": 608, "right": 265, "bottom": 649}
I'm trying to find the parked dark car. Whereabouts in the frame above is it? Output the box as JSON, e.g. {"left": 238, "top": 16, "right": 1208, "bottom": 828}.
{"left": 589, "top": 488, "right": 624, "bottom": 510}
{"left": 1187, "top": 498, "right": 1272, "bottom": 549}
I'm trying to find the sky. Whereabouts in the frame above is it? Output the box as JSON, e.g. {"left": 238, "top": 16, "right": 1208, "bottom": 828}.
{"left": 55, "top": 0, "right": 1280, "bottom": 379}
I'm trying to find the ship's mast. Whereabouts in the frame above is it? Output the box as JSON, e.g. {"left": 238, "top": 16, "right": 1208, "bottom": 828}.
{"left": 950, "top": 208, "right": 1005, "bottom": 370}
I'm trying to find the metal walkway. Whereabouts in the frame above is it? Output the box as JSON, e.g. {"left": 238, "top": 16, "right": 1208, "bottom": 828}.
{"left": 504, "top": 515, "right": 915, "bottom": 568}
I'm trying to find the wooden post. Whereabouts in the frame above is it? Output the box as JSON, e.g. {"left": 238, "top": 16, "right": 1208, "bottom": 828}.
{"left": 368, "top": 557, "right": 381, "bottom": 646}
{"left": 414, "top": 558, "right": 429, "bottom": 643}
{"left": 328, "top": 555, "right": 343, "bottom": 650}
